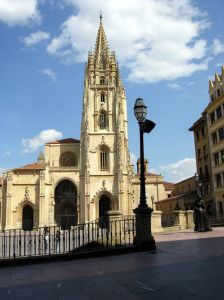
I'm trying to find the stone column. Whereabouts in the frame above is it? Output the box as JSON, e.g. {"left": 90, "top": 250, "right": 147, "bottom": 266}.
{"left": 174, "top": 210, "right": 187, "bottom": 230}
{"left": 151, "top": 210, "right": 163, "bottom": 233}
{"left": 186, "top": 210, "right": 195, "bottom": 229}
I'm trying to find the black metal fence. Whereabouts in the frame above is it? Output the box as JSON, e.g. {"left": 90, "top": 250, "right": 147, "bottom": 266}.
{"left": 0, "top": 218, "right": 135, "bottom": 260}
{"left": 161, "top": 214, "right": 175, "bottom": 227}
{"left": 208, "top": 214, "right": 224, "bottom": 226}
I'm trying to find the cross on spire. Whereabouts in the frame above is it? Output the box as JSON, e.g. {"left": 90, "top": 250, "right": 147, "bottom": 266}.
{"left": 99, "top": 11, "right": 103, "bottom": 24}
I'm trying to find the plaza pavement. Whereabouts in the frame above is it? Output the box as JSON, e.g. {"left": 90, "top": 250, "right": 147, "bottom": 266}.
{"left": 0, "top": 227, "right": 224, "bottom": 299}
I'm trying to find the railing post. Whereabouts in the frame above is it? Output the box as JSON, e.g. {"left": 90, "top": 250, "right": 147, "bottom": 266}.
{"left": 186, "top": 210, "right": 195, "bottom": 229}
{"left": 106, "top": 211, "right": 122, "bottom": 246}
{"left": 151, "top": 210, "right": 163, "bottom": 233}
{"left": 174, "top": 210, "right": 187, "bottom": 230}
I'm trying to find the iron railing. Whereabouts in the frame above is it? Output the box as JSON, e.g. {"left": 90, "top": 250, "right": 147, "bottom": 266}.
{"left": 161, "top": 214, "right": 175, "bottom": 227}
{"left": 0, "top": 218, "right": 135, "bottom": 260}
{"left": 208, "top": 214, "right": 224, "bottom": 226}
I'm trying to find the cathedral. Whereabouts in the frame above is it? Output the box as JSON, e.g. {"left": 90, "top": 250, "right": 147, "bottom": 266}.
{"left": 0, "top": 18, "right": 173, "bottom": 231}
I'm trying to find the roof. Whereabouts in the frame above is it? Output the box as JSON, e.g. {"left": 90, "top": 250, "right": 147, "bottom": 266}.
{"left": 188, "top": 115, "right": 206, "bottom": 131}
{"left": 46, "top": 138, "right": 80, "bottom": 145}
{"left": 135, "top": 172, "right": 160, "bottom": 177}
{"left": 13, "top": 163, "right": 45, "bottom": 171}
{"left": 163, "top": 181, "right": 175, "bottom": 190}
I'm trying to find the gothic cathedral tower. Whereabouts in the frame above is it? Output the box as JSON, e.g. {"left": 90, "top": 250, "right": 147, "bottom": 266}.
{"left": 79, "top": 16, "right": 132, "bottom": 223}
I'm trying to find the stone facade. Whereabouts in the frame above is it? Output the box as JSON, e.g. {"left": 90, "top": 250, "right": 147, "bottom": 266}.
{"left": 189, "top": 66, "right": 224, "bottom": 217}
{"left": 206, "top": 67, "right": 224, "bottom": 216}
{"left": 156, "top": 176, "right": 197, "bottom": 214}
{"left": 189, "top": 112, "right": 214, "bottom": 214}
{"left": 0, "top": 19, "right": 173, "bottom": 230}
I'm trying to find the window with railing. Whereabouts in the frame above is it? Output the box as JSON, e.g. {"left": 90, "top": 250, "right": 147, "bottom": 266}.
{"left": 216, "top": 106, "right": 222, "bottom": 119}
{"left": 213, "top": 132, "right": 218, "bottom": 144}
{"left": 219, "top": 127, "right": 224, "bottom": 141}
{"left": 221, "top": 150, "right": 224, "bottom": 163}
{"left": 215, "top": 152, "right": 220, "bottom": 166}
{"left": 216, "top": 173, "right": 222, "bottom": 187}
{"left": 210, "top": 112, "right": 215, "bottom": 124}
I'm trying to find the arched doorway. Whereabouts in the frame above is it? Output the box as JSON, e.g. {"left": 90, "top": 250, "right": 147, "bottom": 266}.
{"left": 22, "top": 205, "right": 34, "bottom": 231}
{"left": 55, "top": 180, "right": 77, "bottom": 229}
{"left": 99, "top": 194, "right": 111, "bottom": 228}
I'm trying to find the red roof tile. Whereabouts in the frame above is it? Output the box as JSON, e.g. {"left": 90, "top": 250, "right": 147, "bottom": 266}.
{"left": 46, "top": 138, "right": 80, "bottom": 144}
{"left": 163, "top": 181, "right": 175, "bottom": 189}
{"left": 135, "top": 172, "right": 160, "bottom": 177}
{"left": 13, "top": 163, "right": 45, "bottom": 171}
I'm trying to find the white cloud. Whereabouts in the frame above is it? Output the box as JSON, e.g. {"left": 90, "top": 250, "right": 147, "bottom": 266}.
{"left": 21, "top": 31, "right": 50, "bottom": 46}
{"left": 158, "top": 158, "right": 196, "bottom": 183}
{"left": 0, "top": 0, "right": 40, "bottom": 26}
{"left": 167, "top": 83, "right": 181, "bottom": 90}
{"left": 212, "top": 38, "right": 224, "bottom": 56}
{"left": 22, "top": 129, "right": 63, "bottom": 153}
{"left": 47, "top": 0, "right": 210, "bottom": 82}
{"left": 39, "top": 68, "right": 56, "bottom": 82}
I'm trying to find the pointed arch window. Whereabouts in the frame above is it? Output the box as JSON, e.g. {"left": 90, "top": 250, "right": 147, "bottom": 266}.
{"left": 100, "top": 77, "right": 105, "bottom": 85}
{"left": 101, "top": 93, "right": 105, "bottom": 102}
{"left": 99, "top": 110, "right": 108, "bottom": 129}
{"left": 100, "top": 146, "right": 109, "bottom": 171}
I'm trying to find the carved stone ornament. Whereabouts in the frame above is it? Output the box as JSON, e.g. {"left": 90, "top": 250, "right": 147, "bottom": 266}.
{"left": 40, "top": 171, "right": 45, "bottom": 181}
{"left": 101, "top": 136, "right": 105, "bottom": 144}
{"left": 7, "top": 171, "right": 13, "bottom": 182}
{"left": 102, "top": 180, "right": 107, "bottom": 190}
{"left": 24, "top": 187, "right": 30, "bottom": 201}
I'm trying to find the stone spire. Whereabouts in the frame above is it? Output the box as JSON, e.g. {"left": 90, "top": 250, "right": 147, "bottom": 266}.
{"left": 94, "top": 14, "right": 110, "bottom": 67}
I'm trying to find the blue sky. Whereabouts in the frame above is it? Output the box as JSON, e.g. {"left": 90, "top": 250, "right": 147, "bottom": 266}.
{"left": 0, "top": 0, "right": 224, "bottom": 182}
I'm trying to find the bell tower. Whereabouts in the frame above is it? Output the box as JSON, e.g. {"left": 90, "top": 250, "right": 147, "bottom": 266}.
{"left": 79, "top": 15, "right": 132, "bottom": 222}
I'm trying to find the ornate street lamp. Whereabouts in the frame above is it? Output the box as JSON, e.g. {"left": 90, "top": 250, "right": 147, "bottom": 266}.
{"left": 133, "top": 97, "right": 156, "bottom": 250}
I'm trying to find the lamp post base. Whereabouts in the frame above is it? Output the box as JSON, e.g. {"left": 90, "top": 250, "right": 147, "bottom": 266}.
{"left": 133, "top": 207, "right": 156, "bottom": 251}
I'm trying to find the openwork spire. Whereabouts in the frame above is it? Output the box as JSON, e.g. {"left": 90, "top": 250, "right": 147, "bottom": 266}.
{"left": 94, "top": 14, "right": 110, "bottom": 67}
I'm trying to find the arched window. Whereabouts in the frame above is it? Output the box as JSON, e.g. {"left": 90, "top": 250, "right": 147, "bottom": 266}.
{"left": 100, "top": 146, "right": 109, "bottom": 171}
{"left": 100, "top": 77, "right": 105, "bottom": 85}
{"left": 99, "top": 110, "right": 108, "bottom": 129}
{"left": 101, "top": 93, "right": 105, "bottom": 102}
{"left": 59, "top": 151, "right": 77, "bottom": 167}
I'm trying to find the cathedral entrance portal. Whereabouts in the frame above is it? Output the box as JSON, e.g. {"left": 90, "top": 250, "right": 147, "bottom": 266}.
{"left": 99, "top": 194, "right": 111, "bottom": 228}
{"left": 22, "top": 205, "right": 34, "bottom": 231}
{"left": 55, "top": 180, "right": 77, "bottom": 229}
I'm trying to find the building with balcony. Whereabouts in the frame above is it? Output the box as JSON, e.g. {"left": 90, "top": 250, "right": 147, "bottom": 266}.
{"left": 189, "top": 113, "right": 214, "bottom": 214}
{"left": 206, "top": 66, "right": 224, "bottom": 216}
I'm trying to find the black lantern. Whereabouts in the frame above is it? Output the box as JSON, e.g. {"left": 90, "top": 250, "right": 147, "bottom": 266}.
{"left": 134, "top": 98, "right": 147, "bottom": 123}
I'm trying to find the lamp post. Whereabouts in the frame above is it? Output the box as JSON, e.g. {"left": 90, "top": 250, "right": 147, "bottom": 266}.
{"left": 133, "top": 97, "right": 156, "bottom": 250}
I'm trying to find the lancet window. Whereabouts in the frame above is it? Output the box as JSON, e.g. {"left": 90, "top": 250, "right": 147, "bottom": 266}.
{"left": 99, "top": 110, "right": 108, "bottom": 129}
{"left": 100, "top": 146, "right": 109, "bottom": 171}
